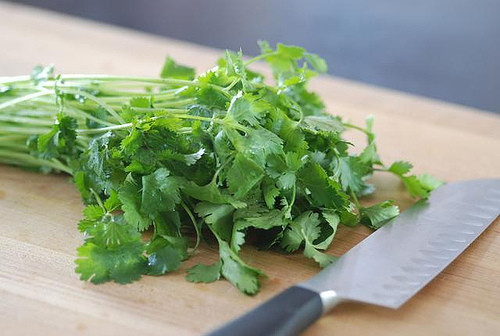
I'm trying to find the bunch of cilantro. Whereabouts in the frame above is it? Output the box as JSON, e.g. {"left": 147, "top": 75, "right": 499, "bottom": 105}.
{"left": 0, "top": 42, "right": 442, "bottom": 294}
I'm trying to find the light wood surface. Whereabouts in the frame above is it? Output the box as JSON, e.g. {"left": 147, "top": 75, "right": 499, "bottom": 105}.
{"left": 1, "top": 3, "right": 499, "bottom": 336}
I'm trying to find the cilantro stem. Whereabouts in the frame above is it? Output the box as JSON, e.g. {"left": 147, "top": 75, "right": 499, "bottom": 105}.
{"left": 0, "top": 90, "right": 53, "bottom": 111}
{"left": 89, "top": 188, "right": 106, "bottom": 210}
{"left": 350, "top": 190, "right": 361, "bottom": 210}
{"left": 0, "top": 134, "right": 28, "bottom": 142}
{"left": 0, "top": 75, "right": 31, "bottom": 85}
{"left": 64, "top": 106, "right": 117, "bottom": 127}
{"left": 244, "top": 51, "right": 279, "bottom": 65}
{"left": 225, "top": 78, "right": 240, "bottom": 91}
{"left": 0, "top": 142, "right": 28, "bottom": 151}
{"left": 343, "top": 122, "right": 370, "bottom": 135}
{"left": 181, "top": 201, "right": 201, "bottom": 250}
{"left": 74, "top": 113, "right": 250, "bottom": 135}
{"left": 58, "top": 88, "right": 125, "bottom": 124}
{"left": 98, "top": 91, "right": 177, "bottom": 101}
{"left": 154, "top": 98, "right": 195, "bottom": 108}
{"left": 0, "top": 149, "right": 72, "bottom": 174}
{"left": 58, "top": 75, "right": 202, "bottom": 87}
{"left": 0, "top": 126, "right": 52, "bottom": 134}
{"left": 0, "top": 115, "right": 54, "bottom": 126}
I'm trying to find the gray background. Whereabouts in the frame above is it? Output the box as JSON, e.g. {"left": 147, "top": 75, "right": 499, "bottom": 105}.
{"left": 5, "top": 0, "right": 500, "bottom": 113}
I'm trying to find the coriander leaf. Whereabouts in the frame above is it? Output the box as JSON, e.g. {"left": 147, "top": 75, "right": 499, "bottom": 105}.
{"left": 218, "top": 240, "right": 263, "bottom": 295}
{"left": 304, "top": 52, "right": 328, "bottom": 73}
{"left": 281, "top": 223, "right": 303, "bottom": 252}
{"left": 104, "top": 190, "right": 121, "bottom": 212}
{"left": 186, "top": 262, "right": 221, "bottom": 283}
{"left": 182, "top": 179, "right": 246, "bottom": 208}
{"left": 226, "top": 153, "right": 264, "bottom": 198}
{"left": 262, "top": 178, "right": 280, "bottom": 209}
{"left": 225, "top": 92, "right": 268, "bottom": 126}
{"left": 232, "top": 206, "right": 287, "bottom": 252}
{"left": 31, "top": 64, "right": 54, "bottom": 84}
{"left": 141, "top": 168, "right": 181, "bottom": 218}
{"left": 160, "top": 56, "right": 195, "bottom": 80}
{"left": 83, "top": 204, "right": 105, "bottom": 221}
{"left": 75, "top": 241, "right": 146, "bottom": 284}
{"left": 280, "top": 211, "right": 335, "bottom": 267}
{"left": 83, "top": 214, "right": 142, "bottom": 248}
{"left": 388, "top": 161, "right": 413, "bottom": 176}
{"left": 387, "top": 160, "right": 443, "bottom": 198}
{"left": 147, "top": 245, "right": 183, "bottom": 276}
{"left": 303, "top": 243, "right": 336, "bottom": 267}
{"left": 302, "top": 115, "right": 344, "bottom": 134}
{"left": 119, "top": 175, "right": 151, "bottom": 231}
{"left": 195, "top": 202, "right": 235, "bottom": 241}
{"left": 224, "top": 50, "right": 254, "bottom": 91}
{"left": 335, "top": 156, "right": 367, "bottom": 194}
{"left": 417, "top": 173, "right": 444, "bottom": 191}
{"left": 298, "top": 162, "right": 349, "bottom": 210}
{"left": 360, "top": 200, "right": 400, "bottom": 229}
{"left": 315, "top": 211, "right": 340, "bottom": 250}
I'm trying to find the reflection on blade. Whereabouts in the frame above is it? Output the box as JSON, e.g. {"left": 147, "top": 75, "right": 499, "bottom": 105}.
{"left": 298, "top": 179, "right": 500, "bottom": 309}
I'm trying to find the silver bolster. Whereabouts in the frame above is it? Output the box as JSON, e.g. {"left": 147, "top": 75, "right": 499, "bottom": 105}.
{"left": 318, "top": 290, "right": 341, "bottom": 314}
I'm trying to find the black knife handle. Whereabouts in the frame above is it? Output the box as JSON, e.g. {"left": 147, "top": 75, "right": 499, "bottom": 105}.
{"left": 206, "top": 286, "right": 323, "bottom": 336}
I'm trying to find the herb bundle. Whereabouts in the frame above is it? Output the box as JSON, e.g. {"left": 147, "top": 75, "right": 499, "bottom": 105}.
{"left": 0, "top": 42, "right": 441, "bottom": 294}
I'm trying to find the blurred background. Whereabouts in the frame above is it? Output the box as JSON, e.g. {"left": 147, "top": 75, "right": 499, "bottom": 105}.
{"left": 5, "top": 0, "right": 500, "bottom": 113}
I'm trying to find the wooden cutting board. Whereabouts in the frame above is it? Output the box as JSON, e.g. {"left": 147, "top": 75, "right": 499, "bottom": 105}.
{"left": 1, "top": 3, "right": 499, "bottom": 336}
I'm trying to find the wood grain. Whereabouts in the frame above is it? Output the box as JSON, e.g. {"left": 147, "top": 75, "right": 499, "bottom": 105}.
{"left": 1, "top": 2, "right": 499, "bottom": 335}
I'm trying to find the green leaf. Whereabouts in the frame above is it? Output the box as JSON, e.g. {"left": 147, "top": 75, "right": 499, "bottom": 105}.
{"left": 160, "top": 56, "right": 195, "bottom": 80}
{"left": 280, "top": 211, "right": 335, "bottom": 267}
{"left": 140, "top": 168, "right": 181, "bottom": 218}
{"left": 298, "top": 162, "right": 349, "bottom": 210}
{"left": 262, "top": 178, "right": 280, "bottom": 208}
{"left": 304, "top": 52, "right": 328, "bottom": 73}
{"left": 388, "top": 161, "right": 413, "bottom": 176}
{"left": 226, "top": 153, "right": 264, "bottom": 198}
{"left": 183, "top": 179, "right": 246, "bottom": 208}
{"left": 83, "top": 204, "right": 105, "bottom": 221}
{"left": 360, "top": 201, "right": 400, "bottom": 229}
{"left": 104, "top": 190, "right": 121, "bottom": 212}
{"left": 218, "top": 240, "right": 263, "bottom": 295}
{"left": 75, "top": 241, "right": 146, "bottom": 284}
{"left": 302, "top": 116, "right": 344, "bottom": 134}
{"left": 335, "top": 156, "right": 367, "bottom": 194}
{"left": 223, "top": 50, "right": 254, "bottom": 91}
{"left": 387, "top": 161, "right": 443, "bottom": 198}
{"left": 147, "top": 245, "right": 183, "bottom": 276}
{"left": 31, "top": 64, "right": 54, "bottom": 84}
{"left": 225, "top": 92, "right": 268, "bottom": 126}
{"left": 195, "top": 202, "right": 235, "bottom": 241}
{"left": 186, "top": 262, "right": 221, "bottom": 283}
{"left": 119, "top": 175, "right": 151, "bottom": 231}
{"left": 316, "top": 211, "right": 340, "bottom": 249}
{"left": 232, "top": 206, "right": 287, "bottom": 252}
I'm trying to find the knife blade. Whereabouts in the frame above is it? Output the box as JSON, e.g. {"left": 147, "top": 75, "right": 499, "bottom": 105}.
{"left": 207, "top": 179, "right": 500, "bottom": 336}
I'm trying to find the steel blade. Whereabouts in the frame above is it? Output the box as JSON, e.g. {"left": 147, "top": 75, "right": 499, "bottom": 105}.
{"left": 298, "top": 179, "right": 500, "bottom": 309}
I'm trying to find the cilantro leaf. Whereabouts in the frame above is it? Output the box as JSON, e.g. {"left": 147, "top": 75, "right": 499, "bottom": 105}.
{"left": 226, "top": 153, "right": 264, "bottom": 199}
{"left": 186, "top": 262, "right": 221, "bottom": 283}
{"left": 218, "top": 240, "right": 263, "bottom": 295}
{"left": 298, "top": 162, "right": 349, "bottom": 210}
{"left": 281, "top": 211, "right": 335, "bottom": 267}
{"left": 140, "top": 168, "right": 181, "bottom": 217}
{"left": 360, "top": 201, "right": 400, "bottom": 229}
{"left": 75, "top": 241, "right": 146, "bottom": 284}
{"left": 160, "top": 57, "right": 195, "bottom": 80}
{"left": 388, "top": 161, "right": 444, "bottom": 198}
{"left": 1, "top": 42, "right": 443, "bottom": 295}
{"left": 119, "top": 175, "right": 151, "bottom": 231}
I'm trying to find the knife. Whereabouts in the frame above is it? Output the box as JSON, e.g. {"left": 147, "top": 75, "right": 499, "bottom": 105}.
{"left": 207, "top": 179, "right": 500, "bottom": 336}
